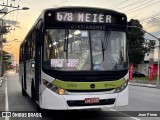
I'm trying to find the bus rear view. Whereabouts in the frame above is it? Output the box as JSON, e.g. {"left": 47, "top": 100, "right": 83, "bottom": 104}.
{"left": 19, "top": 7, "right": 129, "bottom": 110}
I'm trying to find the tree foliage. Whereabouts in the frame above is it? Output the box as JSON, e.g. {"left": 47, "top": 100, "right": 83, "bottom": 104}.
{"left": 127, "top": 19, "right": 155, "bottom": 64}
{"left": 2, "top": 51, "right": 12, "bottom": 69}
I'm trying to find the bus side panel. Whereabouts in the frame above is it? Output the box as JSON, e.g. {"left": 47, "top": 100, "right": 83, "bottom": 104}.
{"left": 26, "top": 61, "right": 32, "bottom": 96}
{"left": 23, "top": 60, "right": 26, "bottom": 90}
{"left": 19, "top": 63, "right": 24, "bottom": 85}
{"left": 34, "top": 45, "right": 41, "bottom": 102}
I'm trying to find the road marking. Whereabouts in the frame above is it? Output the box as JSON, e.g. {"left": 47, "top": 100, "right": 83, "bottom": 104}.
{"left": 130, "top": 117, "right": 141, "bottom": 120}
{"left": 5, "top": 76, "right": 9, "bottom": 120}
{"left": 109, "top": 109, "right": 141, "bottom": 120}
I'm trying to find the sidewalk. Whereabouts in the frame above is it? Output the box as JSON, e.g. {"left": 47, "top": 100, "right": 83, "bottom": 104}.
{"left": 0, "top": 76, "right": 5, "bottom": 112}
{"left": 129, "top": 80, "right": 160, "bottom": 89}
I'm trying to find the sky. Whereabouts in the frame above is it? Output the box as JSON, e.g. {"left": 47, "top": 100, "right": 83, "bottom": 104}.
{"left": 1, "top": 0, "right": 160, "bottom": 63}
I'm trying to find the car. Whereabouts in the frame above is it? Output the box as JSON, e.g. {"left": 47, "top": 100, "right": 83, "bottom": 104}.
{"left": 132, "top": 71, "right": 146, "bottom": 77}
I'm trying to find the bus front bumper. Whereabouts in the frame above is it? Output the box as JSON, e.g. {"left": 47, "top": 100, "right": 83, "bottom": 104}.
{"left": 41, "top": 86, "right": 128, "bottom": 110}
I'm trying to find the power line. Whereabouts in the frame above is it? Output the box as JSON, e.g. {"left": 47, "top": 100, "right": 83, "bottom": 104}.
{"left": 110, "top": 0, "right": 129, "bottom": 9}
{"left": 116, "top": 0, "right": 146, "bottom": 10}
{"left": 114, "top": 0, "right": 159, "bottom": 22}
{"left": 145, "top": 16, "right": 160, "bottom": 24}
{"left": 11, "top": 0, "right": 16, "bottom": 22}
{"left": 126, "top": 0, "right": 160, "bottom": 14}
{"left": 125, "top": 0, "right": 153, "bottom": 13}
{"left": 136, "top": 11, "right": 160, "bottom": 31}
{"left": 139, "top": 11, "right": 160, "bottom": 22}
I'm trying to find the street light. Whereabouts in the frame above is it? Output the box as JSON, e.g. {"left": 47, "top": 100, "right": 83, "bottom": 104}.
{"left": 0, "top": 7, "right": 29, "bottom": 19}
{"left": 0, "top": 6, "right": 29, "bottom": 76}
{"left": 128, "top": 26, "right": 160, "bottom": 87}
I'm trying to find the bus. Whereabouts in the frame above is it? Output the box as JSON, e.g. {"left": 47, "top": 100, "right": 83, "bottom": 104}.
{"left": 19, "top": 7, "right": 129, "bottom": 110}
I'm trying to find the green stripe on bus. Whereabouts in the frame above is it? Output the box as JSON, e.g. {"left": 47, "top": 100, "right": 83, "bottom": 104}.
{"left": 52, "top": 78, "right": 125, "bottom": 90}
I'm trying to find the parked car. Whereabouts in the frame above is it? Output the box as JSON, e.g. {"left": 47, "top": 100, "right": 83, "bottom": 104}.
{"left": 132, "top": 71, "right": 146, "bottom": 77}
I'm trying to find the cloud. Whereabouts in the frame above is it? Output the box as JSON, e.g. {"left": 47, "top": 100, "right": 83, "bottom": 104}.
{"left": 143, "top": 18, "right": 160, "bottom": 39}
{"left": 145, "top": 31, "right": 160, "bottom": 38}
{"left": 52, "top": 0, "right": 70, "bottom": 7}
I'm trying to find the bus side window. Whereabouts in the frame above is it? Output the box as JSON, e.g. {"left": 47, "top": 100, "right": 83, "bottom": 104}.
{"left": 19, "top": 46, "right": 23, "bottom": 62}
{"left": 28, "top": 37, "right": 31, "bottom": 60}
{"left": 24, "top": 41, "right": 29, "bottom": 60}
{"left": 31, "top": 31, "right": 36, "bottom": 59}
{"left": 44, "top": 31, "right": 52, "bottom": 61}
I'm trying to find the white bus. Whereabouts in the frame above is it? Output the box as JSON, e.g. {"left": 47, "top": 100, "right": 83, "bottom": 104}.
{"left": 19, "top": 7, "right": 129, "bottom": 110}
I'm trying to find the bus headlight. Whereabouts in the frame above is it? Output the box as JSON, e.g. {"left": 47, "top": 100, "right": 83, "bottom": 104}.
{"left": 42, "top": 79, "right": 65, "bottom": 95}
{"left": 58, "top": 88, "right": 65, "bottom": 95}
{"left": 114, "top": 80, "right": 128, "bottom": 93}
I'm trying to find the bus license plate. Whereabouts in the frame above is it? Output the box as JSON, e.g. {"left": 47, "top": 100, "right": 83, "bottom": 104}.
{"left": 85, "top": 98, "right": 99, "bottom": 104}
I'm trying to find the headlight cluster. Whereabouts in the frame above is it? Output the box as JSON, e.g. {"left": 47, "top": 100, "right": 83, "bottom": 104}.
{"left": 114, "top": 80, "right": 128, "bottom": 93}
{"left": 42, "top": 79, "right": 65, "bottom": 95}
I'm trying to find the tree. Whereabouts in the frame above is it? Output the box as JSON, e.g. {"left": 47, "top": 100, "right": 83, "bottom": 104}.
{"left": 127, "top": 19, "right": 155, "bottom": 64}
{"left": 2, "top": 51, "right": 12, "bottom": 71}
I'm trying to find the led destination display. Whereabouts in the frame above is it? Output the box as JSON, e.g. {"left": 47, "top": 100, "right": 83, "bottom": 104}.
{"left": 56, "top": 12, "right": 118, "bottom": 23}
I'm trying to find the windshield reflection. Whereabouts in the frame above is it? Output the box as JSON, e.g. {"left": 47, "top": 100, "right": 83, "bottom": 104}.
{"left": 43, "top": 29, "right": 128, "bottom": 71}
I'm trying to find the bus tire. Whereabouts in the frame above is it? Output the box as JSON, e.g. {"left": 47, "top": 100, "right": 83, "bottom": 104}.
{"left": 31, "top": 80, "right": 44, "bottom": 112}
{"left": 22, "top": 77, "right": 27, "bottom": 96}
{"left": 36, "top": 104, "right": 44, "bottom": 112}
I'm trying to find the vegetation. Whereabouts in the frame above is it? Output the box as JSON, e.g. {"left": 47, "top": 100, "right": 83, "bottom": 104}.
{"left": 127, "top": 19, "right": 155, "bottom": 64}
{"left": 1, "top": 51, "right": 13, "bottom": 71}
{"left": 132, "top": 76, "right": 157, "bottom": 84}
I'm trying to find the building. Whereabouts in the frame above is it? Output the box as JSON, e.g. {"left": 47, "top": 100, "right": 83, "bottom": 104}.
{"left": 137, "top": 49, "right": 154, "bottom": 76}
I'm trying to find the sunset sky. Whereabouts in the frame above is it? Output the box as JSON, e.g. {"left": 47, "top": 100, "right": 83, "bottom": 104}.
{"left": 1, "top": 0, "right": 160, "bottom": 63}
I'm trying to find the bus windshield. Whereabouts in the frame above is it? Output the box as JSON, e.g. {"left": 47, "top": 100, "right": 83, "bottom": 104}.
{"left": 43, "top": 29, "right": 128, "bottom": 71}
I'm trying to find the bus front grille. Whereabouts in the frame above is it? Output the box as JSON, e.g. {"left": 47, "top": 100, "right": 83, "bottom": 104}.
{"left": 66, "top": 88, "right": 115, "bottom": 93}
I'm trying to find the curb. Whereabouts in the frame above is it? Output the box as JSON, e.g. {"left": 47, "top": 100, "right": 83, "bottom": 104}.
{"left": 129, "top": 83, "right": 160, "bottom": 89}
{"left": 0, "top": 76, "right": 5, "bottom": 115}
{"left": 0, "top": 77, "right": 3, "bottom": 86}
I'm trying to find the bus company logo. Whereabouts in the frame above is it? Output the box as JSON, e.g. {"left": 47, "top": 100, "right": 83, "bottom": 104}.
{"left": 90, "top": 83, "right": 95, "bottom": 89}
{"left": 2, "top": 112, "right": 11, "bottom": 117}
{"left": 1, "top": 112, "right": 42, "bottom": 118}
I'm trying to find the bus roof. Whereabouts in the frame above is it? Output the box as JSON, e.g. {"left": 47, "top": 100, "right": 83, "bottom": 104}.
{"left": 20, "top": 6, "right": 126, "bottom": 46}
{"left": 41, "top": 6, "right": 126, "bottom": 16}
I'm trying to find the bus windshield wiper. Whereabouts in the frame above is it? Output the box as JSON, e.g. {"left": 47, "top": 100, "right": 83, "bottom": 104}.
{"left": 101, "top": 30, "right": 110, "bottom": 61}
{"left": 101, "top": 39, "right": 105, "bottom": 61}
{"left": 64, "top": 28, "right": 69, "bottom": 60}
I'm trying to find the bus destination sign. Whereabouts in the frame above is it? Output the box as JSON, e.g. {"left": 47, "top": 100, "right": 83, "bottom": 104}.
{"left": 56, "top": 12, "right": 117, "bottom": 23}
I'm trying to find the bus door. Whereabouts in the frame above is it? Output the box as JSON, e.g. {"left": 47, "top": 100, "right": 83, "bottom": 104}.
{"left": 23, "top": 42, "right": 28, "bottom": 90}
{"left": 30, "top": 33, "right": 36, "bottom": 98}
{"left": 34, "top": 28, "right": 42, "bottom": 102}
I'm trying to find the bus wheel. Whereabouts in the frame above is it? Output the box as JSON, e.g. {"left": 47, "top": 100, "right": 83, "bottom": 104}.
{"left": 22, "top": 78, "right": 27, "bottom": 96}
{"left": 36, "top": 104, "right": 44, "bottom": 112}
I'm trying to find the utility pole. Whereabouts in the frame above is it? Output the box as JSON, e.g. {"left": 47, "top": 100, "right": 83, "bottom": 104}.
{"left": 157, "top": 40, "right": 160, "bottom": 86}
{"left": 0, "top": 19, "right": 3, "bottom": 77}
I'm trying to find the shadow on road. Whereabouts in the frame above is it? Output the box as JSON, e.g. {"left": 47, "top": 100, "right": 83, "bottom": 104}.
{"left": 40, "top": 109, "right": 126, "bottom": 120}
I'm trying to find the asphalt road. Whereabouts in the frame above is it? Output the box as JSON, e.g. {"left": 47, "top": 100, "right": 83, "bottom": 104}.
{"left": 2, "top": 71, "right": 160, "bottom": 120}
